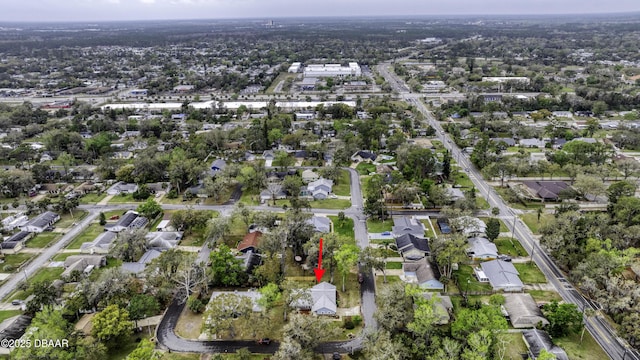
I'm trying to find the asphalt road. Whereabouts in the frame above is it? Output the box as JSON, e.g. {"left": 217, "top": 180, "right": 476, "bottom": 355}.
{"left": 378, "top": 65, "right": 639, "bottom": 359}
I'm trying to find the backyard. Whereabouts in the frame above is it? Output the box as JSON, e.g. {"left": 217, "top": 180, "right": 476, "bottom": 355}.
{"left": 453, "top": 265, "right": 493, "bottom": 294}
{"left": 26, "top": 232, "right": 60, "bottom": 248}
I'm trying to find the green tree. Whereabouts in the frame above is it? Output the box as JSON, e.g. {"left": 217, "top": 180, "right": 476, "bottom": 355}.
{"left": 112, "top": 228, "right": 148, "bottom": 262}
{"left": 136, "top": 198, "right": 163, "bottom": 220}
{"left": 374, "top": 283, "right": 413, "bottom": 333}
{"left": 91, "top": 304, "right": 134, "bottom": 347}
{"left": 12, "top": 307, "right": 79, "bottom": 360}
{"left": 542, "top": 300, "right": 583, "bottom": 337}
{"left": 257, "top": 283, "right": 281, "bottom": 310}
{"left": 208, "top": 244, "right": 247, "bottom": 286}
{"left": 204, "top": 293, "right": 253, "bottom": 338}
{"left": 187, "top": 294, "right": 205, "bottom": 313}
{"left": 485, "top": 218, "right": 500, "bottom": 241}
{"left": 99, "top": 212, "right": 107, "bottom": 225}
{"left": 335, "top": 243, "right": 360, "bottom": 292}
{"left": 127, "top": 294, "right": 160, "bottom": 327}
{"left": 126, "top": 339, "right": 159, "bottom": 360}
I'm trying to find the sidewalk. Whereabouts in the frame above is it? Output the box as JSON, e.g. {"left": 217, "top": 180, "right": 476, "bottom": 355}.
{"left": 97, "top": 194, "right": 115, "bottom": 205}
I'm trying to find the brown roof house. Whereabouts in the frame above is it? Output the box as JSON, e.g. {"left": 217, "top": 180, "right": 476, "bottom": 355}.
{"left": 237, "top": 231, "right": 263, "bottom": 253}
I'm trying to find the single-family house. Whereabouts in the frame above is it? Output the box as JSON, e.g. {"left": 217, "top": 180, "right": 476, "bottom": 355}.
{"left": 20, "top": 211, "right": 60, "bottom": 233}
{"left": 395, "top": 233, "right": 430, "bottom": 261}
{"left": 351, "top": 150, "right": 377, "bottom": 163}
{"left": 1, "top": 231, "right": 32, "bottom": 254}
{"left": 301, "top": 169, "right": 320, "bottom": 183}
{"left": 422, "top": 293, "right": 453, "bottom": 324}
{"left": 156, "top": 220, "right": 174, "bottom": 232}
{"left": 522, "top": 330, "right": 569, "bottom": 360}
{"left": 237, "top": 231, "right": 263, "bottom": 253}
{"left": 402, "top": 259, "right": 444, "bottom": 290}
{"left": 480, "top": 259, "right": 524, "bottom": 292}
{"left": 2, "top": 213, "right": 29, "bottom": 231}
{"left": 392, "top": 216, "right": 425, "bottom": 237}
{"left": 503, "top": 293, "right": 549, "bottom": 329}
{"left": 121, "top": 249, "right": 163, "bottom": 275}
{"left": 455, "top": 216, "right": 486, "bottom": 238}
{"left": 467, "top": 237, "right": 498, "bottom": 260}
{"left": 307, "top": 216, "right": 332, "bottom": 233}
{"left": 445, "top": 187, "right": 465, "bottom": 202}
{"left": 293, "top": 282, "right": 337, "bottom": 316}
{"left": 521, "top": 181, "right": 570, "bottom": 202}
{"left": 106, "top": 182, "right": 138, "bottom": 195}
{"left": 307, "top": 178, "right": 333, "bottom": 200}
{"left": 105, "top": 211, "right": 148, "bottom": 233}
{"left": 146, "top": 231, "right": 183, "bottom": 250}
{"left": 210, "top": 159, "right": 227, "bottom": 175}
{"left": 259, "top": 184, "right": 287, "bottom": 204}
{"left": 62, "top": 255, "right": 107, "bottom": 278}
{"left": 80, "top": 231, "right": 118, "bottom": 254}
{"left": 490, "top": 138, "right": 517, "bottom": 147}
{"left": 518, "top": 138, "right": 547, "bottom": 148}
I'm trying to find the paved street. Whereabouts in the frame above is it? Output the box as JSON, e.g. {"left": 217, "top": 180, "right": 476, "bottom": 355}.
{"left": 375, "top": 62, "right": 639, "bottom": 360}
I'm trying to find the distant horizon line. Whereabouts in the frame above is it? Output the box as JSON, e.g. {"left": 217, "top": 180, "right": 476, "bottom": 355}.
{"left": 1, "top": 11, "right": 639, "bottom": 24}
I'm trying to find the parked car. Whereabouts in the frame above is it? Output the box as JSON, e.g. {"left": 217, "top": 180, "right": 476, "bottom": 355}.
{"left": 381, "top": 231, "right": 391, "bottom": 236}
{"left": 11, "top": 300, "right": 21, "bottom": 305}
{"left": 257, "top": 338, "right": 271, "bottom": 345}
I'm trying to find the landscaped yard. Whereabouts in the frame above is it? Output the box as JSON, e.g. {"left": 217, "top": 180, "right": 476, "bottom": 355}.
{"left": 327, "top": 216, "right": 355, "bottom": 239}
{"left": 494, "top": 237, "right": 528, "bottom": 257}
{"left": 333, "top": 170, "right": 351, "bottom": 196}
{"left": 514, "top": 263, "right": 547, "bottom": 283}
{"left": 78, "top": 192, "right": 107, "bottom": 204}
{"left": 66, "top": 223, "right": 104, "bottom": 249}
{"left": 26, "top": 232, "right": 60, "bottom": 248}
{"left": 355, "top": 162, "right": 376, "bottom": 175}
{"left": 366, "top": 219, "right": 393, "bottom": 233}
{"left": 453, "top": 265, "right": 493, "bottom": 294}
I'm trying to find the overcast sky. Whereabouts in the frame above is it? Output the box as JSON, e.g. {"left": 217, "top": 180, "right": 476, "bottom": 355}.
{"left": 1, "top": 0, "right": 639, "bottom": 22}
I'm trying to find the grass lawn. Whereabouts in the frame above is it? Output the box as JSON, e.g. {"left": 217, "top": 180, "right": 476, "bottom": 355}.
{"left": 175, "top": 306, "right": 204, "bottom": 339}
{"left": 494, "top": 237, "right": 528, "bottom": 257}
{"left": 355, "top": 162, "right": 376, "bottom": 175}
{"left": 420, "top": 219, "right": 436, "bottom": 238}
{"left": 476, "top": 196, "right": 490, "bottom": 209}
{"left": 2, "top": 253, "right": 35, "bottom": 270}
{"left": 57, "top": 211, "right": 88, "bottom": 228}
{"left": 0, "top": 310, "right": 22, "bottom": 323}
{"left": 180, "top": 228, "right": 207, "bottom": 247}
{"left": 78, "top": 192, "right": 107, "bottom": 204}
{"left": 386, "top": 262, "right": 402, "bottom": 270}
{"left": 555, "top": 331, "right": 609, "bottom": 360}
{"left": 375, "top": 275, "right": 400, "bottom": 288}
{"left": 66, "top": 223, "right": 104, "bottom": 249}
{"left": 454, "top": 265, "right": 493, "bottom": 293}
{"left": 521, "top": 212, "right": 554, "bottom": 234}
{"left": 454, "top": 172, "right": 474, "bottom": 188}
{"left": 514, "top": 263, "right": 547, "bottom": 283}
{"left": 238, "top": 191, "right": 260, "bottom": 206}
{"left": 366, "top": 219, "right": 393, "bottom": 233}
{"left": 333, "top": 170, "right": 352, "bottom": 196}
{"left": 51, "top": 252, "right": 80, "bottom": 261}
{"left": 108, "top": 194, "right": 144, "bottom": 204}
{"left": 528, "top": 290, "right": 563, "bottom": 303}
{"left": 26, "top": 232, "right": 60, "bottom": 248}
{"left": 29, "top": 267, "right": 64, "bottom": 284}
{"left": 501, "top": 332, "right": 528, "bottom": 360}
{"left": 327, "top": 216, "right": 355, "bottom": 240}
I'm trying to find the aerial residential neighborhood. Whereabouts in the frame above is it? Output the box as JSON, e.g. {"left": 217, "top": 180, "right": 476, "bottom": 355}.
{"left": 0, "top": 3, "right": 639, "bottom": 360}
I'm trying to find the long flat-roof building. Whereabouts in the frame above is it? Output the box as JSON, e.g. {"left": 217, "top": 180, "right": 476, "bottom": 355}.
{"left": 304, "top": 63, "right": 361, "bottom": 78}
{"left": 288, "top": 62, "right": 302, "bottom": 73}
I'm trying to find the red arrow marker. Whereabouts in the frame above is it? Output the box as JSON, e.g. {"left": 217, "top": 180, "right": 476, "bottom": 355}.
{"left": 313, "top": 237, "right": 325, "bottom": 283}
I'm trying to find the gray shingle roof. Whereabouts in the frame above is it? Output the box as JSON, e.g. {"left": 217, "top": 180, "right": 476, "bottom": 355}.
{"left": 480, "top": 259, "right": 524, "bottom": 290}
{"left": 522, "top": 329, "right": 569, "bottom": 360}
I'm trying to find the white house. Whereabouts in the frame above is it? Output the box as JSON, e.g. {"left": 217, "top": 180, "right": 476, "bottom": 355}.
{"left": 106, "top": 182, "right": 138, "bottom": 195}
{"left": 20, "top": 211, "right": 60, "bottom": 233}
{"left": 293, "top": 282, "right": 337, "bottom": 316}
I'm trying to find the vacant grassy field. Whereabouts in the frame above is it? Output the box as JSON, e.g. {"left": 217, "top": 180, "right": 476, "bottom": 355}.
{"left": 555, "top": 331, "right": 609, "bottom": 360}
{"left": 355, "top": 162, "right": 376, "bottom": 175}
{"left": 327, "top": 216, "right": 355, "bottom": 240}
{"left": 528, "top": 290, "right": 563, "bottom": 303}
{"left": 57, "top": 211, "right": 88, "bottom": 227}
{"left": 366, "top": 219, "right": 393, "bottom": 233}
{"left": 66, "top": 223, "right": 104, "bottom": 249}
{"left": 514, "top": 263, "right": 547, "bottom": 283}
{"left": 175, "top": 306, "right": 204, "bottom": 339}
{"left": 26, "top": 232, "right": 60, "bottom": 248}
{"left": 521, "top": 212, "right": 554, "bottom": 234}
{"left": 2, "top": 253, "right": 35, "bottom": 270}
{"left": 78, "top": 193, "right": 107, "bottom": 204}
{"left": 494, "top": 237, "right": 528, "bottom": 257}
{"left": 333, "top": 170, "right": 352, "bottom": 196}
